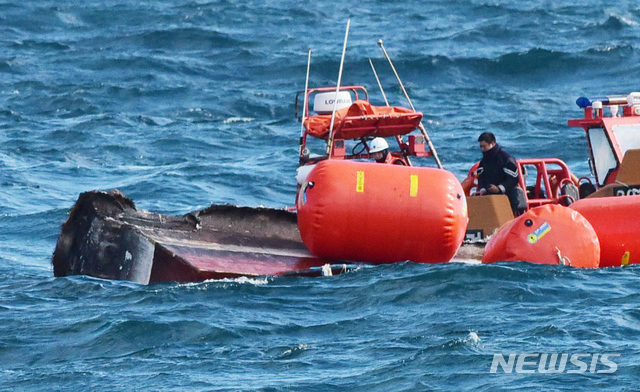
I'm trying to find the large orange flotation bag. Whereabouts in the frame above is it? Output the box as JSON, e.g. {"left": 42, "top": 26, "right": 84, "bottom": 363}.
{"left": 482, "top": 204, "right": 600, "bottom": 268}
{"left": 296, "top": 160, "right": 468, "bottom": 264}
{"left": 570, "top": 196, "right": 640, "bottom": 267}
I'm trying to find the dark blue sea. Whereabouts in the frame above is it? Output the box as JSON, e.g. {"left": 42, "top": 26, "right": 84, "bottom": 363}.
{"left": 2, "top": 0, "right": 640, "bottom": 390}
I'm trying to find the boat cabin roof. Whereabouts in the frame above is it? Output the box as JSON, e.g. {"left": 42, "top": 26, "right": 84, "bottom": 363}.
{"left": 568, "top": 93, "right": 640, "bottom": 187}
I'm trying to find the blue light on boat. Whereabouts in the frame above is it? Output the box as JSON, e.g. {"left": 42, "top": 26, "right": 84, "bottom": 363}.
{"left": 576, "top": 95, "right": 629, "bottom": 108}
{"left": 576, "top": 97, "right": 592, "bottom": 108}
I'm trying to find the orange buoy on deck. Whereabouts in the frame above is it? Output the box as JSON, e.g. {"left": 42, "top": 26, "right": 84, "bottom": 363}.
{"left": 482, "top": 204, "right": 600, "bottom": 268}
{"left": 296, "top": 160, "right": 468, "bottom": 264}
{"left": 570, "top": 196, "right": 640, "bottom": 267}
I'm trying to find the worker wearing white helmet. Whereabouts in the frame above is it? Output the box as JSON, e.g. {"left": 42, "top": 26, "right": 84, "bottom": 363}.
{"left": 369, "top": 137, "right": 390, "bottom": 163}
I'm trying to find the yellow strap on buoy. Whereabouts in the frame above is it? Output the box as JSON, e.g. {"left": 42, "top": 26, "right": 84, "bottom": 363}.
{"left": 621, "top": 251, "right": 630, "bottom": 266}
{"left": 356, "top": 171, "right": 365, "bottom": 193}
{"left": 410, "top": 174, "right": 418, "bottom": 197}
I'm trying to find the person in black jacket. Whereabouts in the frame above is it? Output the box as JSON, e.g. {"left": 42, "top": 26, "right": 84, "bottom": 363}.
{"left": 474, "top": 132, "right": 525, "bottom": 214}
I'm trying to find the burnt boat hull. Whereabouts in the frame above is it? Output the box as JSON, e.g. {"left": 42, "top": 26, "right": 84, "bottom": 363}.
{"left": 52, "top": 190, "right": 338, "bottom": 284}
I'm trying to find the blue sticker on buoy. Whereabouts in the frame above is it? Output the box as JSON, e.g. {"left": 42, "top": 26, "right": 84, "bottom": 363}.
{"left": 527, "top": 222, "right": 551, "bottom": 244}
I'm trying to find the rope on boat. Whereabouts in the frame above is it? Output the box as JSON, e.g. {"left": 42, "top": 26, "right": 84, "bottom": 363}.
{"left": 555, "top": 247, "right": 572, "bottom": 266}
{"left": 377, "top": 39, "right": 443, "bottom": 169}
{"left": 369, "top": 58, "right": 412, "bottom": 166}
{"left": 369, "top": 58, "right": 389, "bottom": 106}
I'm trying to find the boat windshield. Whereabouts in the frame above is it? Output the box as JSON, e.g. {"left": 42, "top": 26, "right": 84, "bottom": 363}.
{"left": 611, "top": 124, "right": 640, "bottom": 157}
{"left": 588, "top": 127, "right": 616, "bottom": 187}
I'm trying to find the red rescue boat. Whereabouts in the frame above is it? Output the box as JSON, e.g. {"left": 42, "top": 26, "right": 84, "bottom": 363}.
{"left": 293, "top": 37, "right": 467, "bottom": 265}
{"left": 476, "top": 92, "right": 640, "bottom": 268}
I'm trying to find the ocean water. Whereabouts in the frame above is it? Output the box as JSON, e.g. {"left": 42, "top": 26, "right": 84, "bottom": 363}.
{"left": 2, "top": 0, "right": 640, "bottom": 390}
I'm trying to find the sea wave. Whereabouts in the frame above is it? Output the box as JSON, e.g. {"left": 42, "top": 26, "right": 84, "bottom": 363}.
{"left": 2, "top": 0, "right": 640, "bottom": 390}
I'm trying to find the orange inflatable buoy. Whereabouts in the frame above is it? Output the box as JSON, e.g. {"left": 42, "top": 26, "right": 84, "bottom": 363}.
{"left": 570, "top": 196, "right": 640, "bottom": 267}
{"left": 482, "top": 204, "right": 600, "bottom": 268}
{"left": 296, "top": 160, "right": 468, "bottom": 264}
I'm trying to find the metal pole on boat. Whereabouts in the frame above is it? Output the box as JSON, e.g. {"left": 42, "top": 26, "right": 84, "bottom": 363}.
{"left": 377, "top": 39, "right": 443, "bottom": 169}
{"left": 369, "top": 58, "right": 412, "bottom": 166}
{"left": 326, "top": 19, "right": 351, "bottom": 156}
{"left": 299, "top": 49, "right": 312, "bottom": 163}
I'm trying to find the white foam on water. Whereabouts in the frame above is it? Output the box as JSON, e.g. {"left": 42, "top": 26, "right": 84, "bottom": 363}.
{"left": 467, "top": 331, "right": 481, "bottom": 344}
{"left": 223, "top": 117, "right": 255, "bottom": 124}
{"left": 450, "top": 258, "right": 482, "bottom": 265}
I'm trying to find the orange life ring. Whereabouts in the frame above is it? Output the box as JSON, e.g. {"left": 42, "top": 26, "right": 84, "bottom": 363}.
{"left": 461, "top": 162, "right": 480, "bottom": 196}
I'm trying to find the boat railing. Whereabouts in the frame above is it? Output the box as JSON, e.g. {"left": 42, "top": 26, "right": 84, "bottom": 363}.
{"left": 517, "top": 158, "right": 576, "bottom": 209}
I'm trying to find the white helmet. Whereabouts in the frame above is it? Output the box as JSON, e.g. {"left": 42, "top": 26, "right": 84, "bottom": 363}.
{"left": 369, "top": 137, "right": 389, "bottom": 153}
